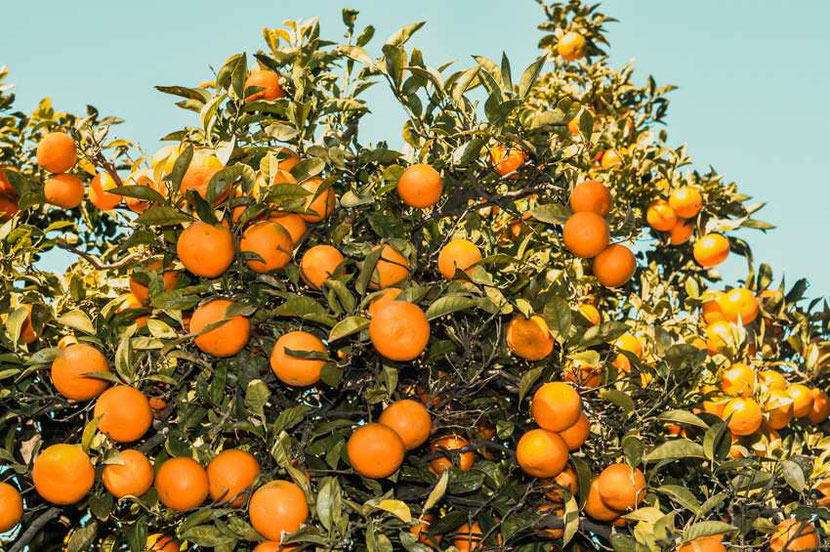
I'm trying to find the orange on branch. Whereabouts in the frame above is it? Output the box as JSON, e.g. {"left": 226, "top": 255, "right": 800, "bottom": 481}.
{"left": 90, "top": 172, "right": 121, "bottom": 210}
{"left": 249, "top": 480, "right": 309, "bottom": 542}
{"left": 505, "top": 314, "right": 554, "bottom": 361}
{"left": 368, "top": 301, "right": 429, "bottom": 361}
{"left": 593, "top": 244, "right": 636, "bottom": 287}
{"left": 438, "top": 238, "right": 482, "bottom": 279}
{"left": 557, "top": 31, "right": 586, "bottom": 61}
{"left": 646, "top": 199, "right": 677, "bottom": 232}
{"left": 694, "top": 234, "right": 730, "bottom": 267}
{"left": 270, "top": 212, "right": 307, "bottom": 245}
{"left": 770, "top": 519, "right": 820, "bottom": 552}
{"left": 490, "top": 144, "right": 526, "bottom": 177}
{"left": 516, "top": 429, "right": 569, "bottom": 478}
{"left": 32, "top": 444, "right": 95, "bottom": 505}
{"left": 146, "top": 534, "right": 180, "bottom": 552}
{"left": 429, "top": 435, "right": 475, "bottom": 474}
{"left": 51, "top": 343, "right": 110, "bottom": 401}
{"left": 129, "top": 260, "right": 178, "bottom": 304}
{"left": 0, "top": 482, "right": 23, "bottom": 533}
{"left": 558, "top": 412, "right": 589, "bottom": 451}
{"left": 44, "top": 173, "right": 84, "bottom": 208}
{"left": 347, "top": 423, "right": 406, "bottom": 479}
{"left": 398, "top": 163, "right": 442, "bottom": 208}
{"left": 155, "top": 457, "right": 209, "bottom": 511}
{"left": 597, "top": 463, "right": 646, "bottom": 511}
{"left": 369, "top": 244, "right": 409, "bottom": 289}
{"left": 177, "top": 221, "right": 235, "bottom": 278}
{"left": 37, "top": 131, "right": 77, "bottom": 173}
{"left": 563, "top": 211, "right": 609, "bottom": 258}
{"left": 245, "top": 69, "right": 285, "bottom": 102}
{"left": 532, "top": 382, "right": 582, "bottom": 432}
{"left": 379, "top": 399, "right": 432, "bottom": 450}
{"left": 300, "top": 177, "right": 335, "bottom": 222}
{"left": 570, "top": 180, "right": 611, "bottom": 216}
{"left": 787, "top": 384, "right": 815, "bottom": 418}
{"left": 300, "top": 244, "right": 344, "bottom": 290}
{"left": 270, "top": 331, "right": 327, "bottom": 387}
{"left": 180, "top": 152, "right": 224, "bottom": 201}
{"left": 207, "top": 449, "right": 261, "bottom": 507}
{"left": 240, "top": 221, "right": 293, "bottom": 273}
{"left": 102, "top": 449, "right": 154, "bottom": 498}
{"left": 722, "top": 397, "right": 763, "bottom": 436}
{"left": 94, "top": 385, "right": 153, "bottom": 443}
{"left": 716, "top": 288, "right": 759, "bottom": 324}
{"left": 190, "top": 299, "right": 251, "bottom": 357}
{"left": 669, "top": 186, "right": 703, "bottom": 219}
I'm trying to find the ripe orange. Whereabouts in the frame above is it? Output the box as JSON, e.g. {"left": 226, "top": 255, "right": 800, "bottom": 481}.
{"left": 584, "top": 477, "right": 621, "bottom": 521}
{"left": 600, "top": 149, "right": 622, "bottom": 170}
{"left": 44, "top": 173, "right": 84, "bottom": 208}
{"left": 369, "top": 244, "right": 410, "bottom": 289}
{"left": 0, "top": 197, "right": 19, "bottom": 221}
{"left": 146, "top": 534, "right": 181, "bottom": 552}
{"left": 563, "top": 212, "right": 609, "bottom": 258}
{"left": 532, "top": 382, "right": 582, "bottom": 432}
{"left": 207, "top": 449, "right": 261, "bottom": 507}
{"left": 770, "top": 519, "right": 820, "bottom": 552}
{"left": 249, "top": 480, "right": 309, "bottom": 542}
{"left": 490, "top": 145, "right": 526, "bottom": 177}
{"left": 646, "top": 199, "right": 677, "bottom": 232}
{"left": 593, "top": 244, "right": 636, "bottom": 287}
{"left": 722, "top": 397, "right": 763, "bottom": 436}
{"left": 190, "top": 299, "right": 251, "bottom": 357}
{"left": 429, "top": 435, "right": 475, "bottom": 474}
{"left": 669, "top": 186, "right": 703, "bottom": 219}
{"left": 505, "top": 314, "right": 554, "bottom": 361}
{"left": 180, "top": 153, "right": 223, "bottom": 201}
{"left": 411, "top": 514, "right": 443, "bottom": 548}
{"left": 270, "top": 212, "right": 307, "bottom": 245}
{"left": 0, "top": 482, "right": 23, "bottom": 533}
{"left": 367, "top": 287, "right": 403, "bottom": 316}
{"left": 102, "top": 449, "right": 154, "bottom": 498}
{"left": 51, "top": 343, "right": 111, "bottom": 401}
{"left": 808, "top": 389, "right": 830, "bottom": 424}
{"left": 368, "top": 301, "right": 430, "bottom": 361}
{"left": 677, "top": 535, "right": 726, "bottom": 552}
{"left": 563, "top": 358, "right": 602, "bottom": 388}
{"left": 543, "top": 468, "right": 578, "bottom": 502}
{"left": 570, "top": 180, "right": 611, "bottom": 216}
{"left": 177, "top": 221, "right": 235, "bottom": 278}
{"left": 398, "top": 164, "right": 442, "bottom": 208}
{"left": 347, "top": 423, "right": 406, "bottom": 478}
{"left": 155, "top": 456, "right": 209, "bottom": 511}
{"left": 693, "top": 234, "right": 730, "bottom": 267}
{"left": 252, "top": 543, "right": 289, "bottom": 552}
{"left": 760, "top": 370, "right": 788, "bottom": 391}
{"left": 702, "top": 293, "right": 726, "bottom": 324}
{"left": 558, "top": 412, "right": 589, "bottom": 450}
{"left": 437, "top": 239, "right": 482, "bottom": 279}
{"left": 0, "top": 166, "right": 13, "bottom": 196}
{"left": 451, "top": 522, "right": 484, "bottom": 552}
{"left": 612, "top": 333, "right": 643, "bottom": 372}
{"left": 517, "top": 428, "right": 569, "bottom": 478}
{"left": 764, "top": 389, "right": 794, "bottom": 430}
{"left": 299, "top": 177, "right": 335, "bottom": 222}
{"left": 37, "top": 132, "right": 77, "bottom": 173}
{"left": 578, "top": 303, "right": 601, "bottom": 325}
{"left": 379, "top": 399, "right": 432, "bottom": 450}
{"left": 669, "top": 219, "right": 694, "bottom": 245}
{"left": 124, "top": 169, "right": 159, "bottom": 213}
{"left": 32, "top": 444, "right": 95, "bottom": 505}
{"left": 300, "top": 244, "right": 344, "bottom": 289}
{"left": 94, "top": 385, "right": 153, "bottom": 443}
{"left": 717, "top": 288, "right": 759, "bottom": 325}
{"left": 557, "top": 31, "right": 586, "bottom": 61}
{"left": 13, "top": 303, "right": 38, "bottom": 344}
{"left": 787, "top": 384, "right": 815, "bottom": 418}
{"left": 129, "top": 260, "right": 178, "bottom": 304}
{"left": 705, "top": 320, "right": 735, "bottom": 354}
{"left": 241, "top": 221, "right": 293, "bottom": 273}
{"left": 245, "top": 69, "right": 285, "bottom": 102}
{"left": 270, "top": 331, "right": 327, "bottom": 387}
{"left": 90, "top": 172, "right": 122, "bottom": 210}
{"left": 597, "top": 463, "right": 646, "bottom": 511}
{"left": 720, "top": 363, "right": 756, "bottom": 397}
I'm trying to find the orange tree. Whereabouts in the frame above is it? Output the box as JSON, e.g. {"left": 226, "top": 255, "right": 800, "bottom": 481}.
{"left": 1, "top": 2, "right": 829, "bottom": 551}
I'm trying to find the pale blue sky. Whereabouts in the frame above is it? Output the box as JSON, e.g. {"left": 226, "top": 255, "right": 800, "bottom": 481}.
{"left": 4, "top": 1, "right": 829, "bottom": 298}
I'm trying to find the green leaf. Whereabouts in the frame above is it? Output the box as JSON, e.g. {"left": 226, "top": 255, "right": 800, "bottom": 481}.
{"left": 292, "top": 157, "right": 326, "bottom": 182}
{"left": 135, "top": 206, "right": 192, "bottom": 226}
{"left": 644, "top": 439, "right": 705, "bottom": 462}
{"left": 703, "top": 420, "right": 730, "bottom": 461}
{"left": 518, "top": 366, "right": 543, "bottom": 404}
{"left": 542, "top": 296, "right": 571, "bottom": 342}
{"left": 375, "top": 499, "right": 412, "bottom": 523}
{"left": 530, "top": 203, "right": 571, "bottom": 225}
{"left": 66, "top": 522, "right": 98, "bottom": 552}
{"left": 329, "top": 316, "right": 370, "bottom": 342}
{"left": 601, "top": 389, "right": 635, "bottom": 412}
{"left": 656, "top": 485, "right": 700, "bottom": 514}
{"left": 5, "top": 306, "right": 28, "bottom": 345}
{"left": 658, "top": 410, "right": 709, "bottom": 429}
{"left": 244, "top": 379, "right": 270, "bottom": 416}
{"left": 683, "top": 521, "right": 737, "bottom": 543}
{"left": 425, "top": 296, "right": 477, "bottom": 320}
{"left": 424, "top": 470, "right": 449, "bottom": 511}
{"left": 386, "top": 22, "right": 425, "bottom": 46}
{"left": 518, "top": 56, "right": 546, "bottom": 97}
{"left": 57, "top": 309, "right": 95, "bottom": 334}
{"left": 110, "top": 185, "right": 165, "bottom": 203}
{"left": 781, "top": 459, "right": 805, "bottom": 492}
{"left": 452, "top": 137, "right": 486, "bottom": 166}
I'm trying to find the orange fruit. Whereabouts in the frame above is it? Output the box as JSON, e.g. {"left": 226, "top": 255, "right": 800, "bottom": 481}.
{"left": 437, "top": 239, "right": 482, "bottom": 279}
{"left": 180, "top": 153, "right": 224, "bottom": 201}
{"left": 299, "top": 177, "right": 335, "bottom": 222}
{"left": 37, "top": 132, "right": 77, "bottom": 173}
{"left": 90, "top": 172, "right": 122, "bottom": 210}
{"left": 693, "top": 234, "right": 730, "bottom": 267}
{"left": 190, "top": 299, "right": 251, "bottom": 357}
{"left": 245, "top": 69, "right": 285, "bottom": 102}
{"left": 516, "top": 428, "right": 569, "bottom": 478}
{"left": 760, "top": 370, "right": 788, "bottom": 391}
{"left": 177, "top": 221, "right": 235, "bottom": 278}
{"left": 558, "top": 412, "right": 589, "bottom": 451}
{"left": 398, "top": 164, "right": 442, "bottom": 208}
{"left": 563, "top": 212, "right": 609, "bottom": 258}
{"left": 717, "top": 288, "right": 759, "bottom": 325}
{"left": 410, "top": 514, "right": 443, "bottom": 548}
{"left": 597, "top": 463, "right": 646, "bottom": 511}
{"left": 0, "top": 166, "right": 13, "bottom": 196}
{"left": 543, "top": 468, "right": 578, "bottom": 502}
{"left": 300, "top": 244, "right": 344, "bottom": 289}
{"left": 155, "top": 456, "right": 209, "bottom": 511}
{"left": 600, "top": 149, "right": 622, "bottom": 170}
{"left": 274, "top": 148, "right": 299, "bottom": 173}
{"left": 722, "top": 397, "right": 763, "bottom": 436}
{"left": 51, "top": 343, "right": 110, "bottom": 401}
{"left": 429, "top": 435, "right": 475, "bottom": 474}
{"left": 612, "top": 333, "right": 643, "bottom": 372}
{"left": 369, "top": 244, "right": 410, "bottom": 289}
{"left": 270, "top": 212, "right": 307, "bottom": 245}
{"left": 347, "top": 423, "right": 406, "bottom": 478}
{"left": 207, "top": 449, "right": 261, "bottom": 507}
{"left": 505, "top": 314, "right": 554, "bottom": 361}
{"left": 669, "top": 186, "right": 703, "bottom": 219}
{"left": 787, "top": 384, "right": 815, "bottom": 418}
{"left": 379, "top": 399, "right": 432, "bottom": 450}
{"left": 151, "top": 144, "right": 184, "bottom": 177}
{"left": 240, "top": 221, "right": 293, "bottom": 273}
{"left": 770, "top": 519, "right": 820, "bottom": 552}
{"left": 270, "top": 331, "right": 327, "bottom": 387}
{"left": 13, "top": 303, "right": 38, "bottom": 345}
{"left": 123, "top": 169, "right": 159, "bottom": 213}
{"left": 578, "top": 303, "right": 601, "bottom": 325}
{"left": 584, "top": 477, "right": 621, "bottom": 521}
{"left": 32, "top": 444, "right": 95, "bottom": 505}
{"left": 669, "top": 219, "right": 694, "bottom": 245}
{"left": 646, "top": 199, "right": 677, "bottom": 232}
{"left": 102, "top": 449, "right": 154, "bottom": 498}
{"left": 702, "top": 293, "right": 726, "bottom": 324}
{"left": 563, "top": 358, "right": 602, "bottom": 388}
{"left": 677, "top": 535, "right": 726, "bottom": 552}
{"left": 252, "top": 543, "right": 291, "bottom": 552}
{"left": 490, "top": 145, "right": 526, "bottom": 177}
{"left": 249, "top": 480, "right": 309, "bottom": 542}
{"left": 557, "top": 31, "right": 586, "bottom": 61}
{"left": 451, "top": 522, "right": 484, "bottom": 552}
{"left": 44, "top": 173, "right": 84, "bottom": 208}
{"left": 129, "top": 260, "right": 179, "bottom": 304}
{"left": 705, "top": 320, "right": 735, "bottom": 355}
{"left": 146, "top": 534, "right": 181, "bottom": 552}
{"left": 0, "top": 482, "right": 23, "bottom": 532}
{"left": 94, "top": 385, "right": 153, "bottom": 443}
{"left": 367, "top": 288, "right": 403, "bottom": 316}
{"left": 0, "top": 197, "right": 19, "bottom": 221}
{"left": 570, "top": 180, "right": 611, "bottom": 216}
{"left": 532, "top": 382, "right": 582, "bottom": 432}
{"left": 368, "top": 301, "right": 430, "bottom": 361}
{"left": 593, "top": 244, "right": 636, "bottom": 287}
{"left": 764, "top": 389, "right": 794, "bottom": 430}
{"left": 720, "top": 363, "right": 756, "bottom": 397}
{"left": 808, "top": 389, "right": 830, "bottom": 424}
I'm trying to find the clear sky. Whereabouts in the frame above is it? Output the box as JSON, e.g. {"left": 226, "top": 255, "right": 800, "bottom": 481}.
{"left": 4, "top": 1, "right": 829, "bottom": 298}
